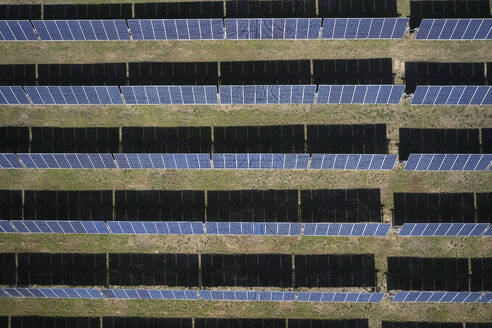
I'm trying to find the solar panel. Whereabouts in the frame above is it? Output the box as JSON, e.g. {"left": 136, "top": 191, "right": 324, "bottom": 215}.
{"left": 0, "top": 20, "right": 38, "bottom": 41}
{"left": 411, "top": 86, "right": 492, "bottom": 105}
{"left": 398, "top": 223, "right": 489, "bottom": 236}
{"left": 308, "top": 154, "right": 396, "bottom": 170}
{"left": 225, "top": 18, "right": 321, "bottom": 39}
{"left": 303, "top": 223, "right": 390, "bottom": 236}
{"left": 0, "top": 220, "right": 17, "bottom": 233}
{"left": 404, "top": 154, "right": 492, "bottom": 171}
{"left": 416, "top": 19, "right": 492, "bottom": 40}
{"left": 321, "top": 18, "right": 408, "bottom": 39}
{"left": 316, "top": 85, "right": 403, "bottom": 104}
{"left": 24, "top": 86, "right": 123, "bottom": 105}
{"left": 30, "top": 20, "right": 130, "bottom": 41}
{"left": 121, "top": 85, "right": 217, "bottom": 105}
{"left": 297, "top": 292, "right": 384, "bottom": 303}
{"left": 478, "top": 293, "right": 492, "bottom": 303}
{"left": 0, "top": 86, "right": 30, "bottom": 104}
{"left": 219, "top": 85, "right": 316, "bottom": 104}
{"left": 128, "top": 19, "right": 223, "bottom": 40}
{"left": 393, "top": 291, "right": 483, "bottom": 303}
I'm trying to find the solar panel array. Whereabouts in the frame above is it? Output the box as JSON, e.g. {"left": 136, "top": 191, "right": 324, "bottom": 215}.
{"left": 1, "top": 288, "right": 491, "bottom": 303}
{"left": 411, "top": 86, "right": 492, "bottom": 105}
{"left": 0, "top": 20, "right": 37, "bottom": 41}
{"left": 317, "top": 85, "right": 404, "bottom": 104}
{"left": 121, "top": 86, "right": 218, "bottom": 104}
{"left": 0, "top": 153, "right": 397, "bottom": 170}
{"left": 225, "top": 18, "right": 321, "bottom": 40}
{"left": 416, "top": 19, "right": 492, "bottom": 40}
{"left": 0, "top": 18, "right": 410, "bottom": 41}
{"left": 297, "top": 292, "right": 384, "bottom": 303}
{"left": 0, "top": 288, "right": 386, "bottom": 303}
{"left": 310, "top": 154, "right": 397, "bottom": 170}
{"left": 24, "top": 86, "right": 123, "bottom": 105}
{"left": 303, "top": 223, "right": 390, "bottom": 236}
{"left": 17, "top": 153, "right": 117, "bottom": 169}
{"left": 114, "top": 153, "right": 212, "bottom": 169}
{"left": 404, "top": 154, "right": 492, "bottom": 171}
{"left": 219, "top": 85, "right": 316, "bottom": 104}
{"left": 398, "top": 223, "right": 490, "bottom": 237}
{"left": 5, "top": 220, "right": 109, "bottom": 234}
{"left": 108, "top": 221, "right": 204, "bottom": 235}
{"left": 212, "top": 153, "right": 310, "bottom": 169}
{"left": 478, "top": 293, "right": 492, "bottom": 303}
{"left": 0, "top": 220, "right": 394, "bottom": 237}
{"left": 321, "top": 18, "right": 409, "bottom": 39}
{"left": 392, "top": 291, "right": 483, "bottom": 303}
{"left": 199, "top": 290, "right": 297, "bottom": 302}
{"left": 32, "top": 20, "right": 130, "bottom": 41}
{"left": 205, "top": 222, "right": 302, "bottom": 236}
{"left": 0, "top": 85, "right": 406, "bottom": 105}
{"left": 0, "top": 86, "right": 31, "bottom": 104}
{"left": 128, "top": 19, "right": 224, "bottom": 40}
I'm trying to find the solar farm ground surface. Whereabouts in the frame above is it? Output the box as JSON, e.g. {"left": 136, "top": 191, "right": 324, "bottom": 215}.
{"left": 0, "top": 0, "right": 491, "bottom": 326}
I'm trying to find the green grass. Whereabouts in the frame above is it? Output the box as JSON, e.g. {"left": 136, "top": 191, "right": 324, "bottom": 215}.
{"left": 1, "top": 233, "right": 491, "bottom": 257}
{"left": 0, "top": 299, "right": 491, "bottom": 322}
{"left": 1, "top": 39, "right": 491, "bottom": 65}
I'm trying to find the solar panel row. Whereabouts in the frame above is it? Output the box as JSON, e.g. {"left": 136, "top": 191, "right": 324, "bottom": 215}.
{"left": 199, "top": 290, "right": 297, "bottom": 302}
{"left": 398, "top": 223, "right": 490, "bottom": 237}
{"left": 0, "top": 153, "right": 398, "bottom": 170}
{"left": 317, "top": 85, "right": 404, "bottom": 104}
{"left": 404, "top": 154, "right": 492, "bottom": 171}
{"left": 297, "top": 292, "right": 384, "bottom": 303}
{"left": 0, "top": 20, "right": 37, "bottom": 41}
{"left": 205, "top": 222, "right": 302, "bottom": 236}
{"left": 121, "top": 85, "right": 218, "bottom": 105}
{"left": 0, "top": 18, "right": 410, "bottom": 41}
{"left": 416, "top": 19, "right": 492, "bottom": 40}
{"left": 411, "top": 86, "right": 492, "bottom": 105}
{"left": 0, "top": 288, "right": 387, "bottom": 303}
{"left": 303, "top": 223, "right": 390, "bottom": 236}
{"left": 108, "top": 221, "right": 204, "bottom": 235}
{"left": 392, "top": 291, "right": 483, "bottom": 303}
{"left": 0, "top": 221, "right": 397, "bottom": 237}
{"left": 310, "top": 154, "right": 397, "bottom": 170}
{"left": 6, "top": 220, "right": 109, "bottom": 234}
{"left": 0, "top": 86, "right": 31, "bottom": 104}
{"left": 321, "top": 18, "right": 408, "bottom": 39}
{"left": 219, "top": 85, "right": 317, "bottom": 104}
{"left": 114, "top": 153, "right": 212, "bottom": 169}
{"left": 32, "top": 20, "right": 130, "bottom": 41}
{"left": 128, "top": 19, "right": 223, "bottom": 40}
{"left": 24, "top": 86, "right": 123, "bottom": 105}
{"left": 17, "top": 153, "right": 117, "bottom": 169}
{"left": 212, "top": 153, "right": 310, "bottom": 169}
{"left": 225, "top": 18, "right": 321, "bottom": 40}
{"left": 0, "top": 85, "right": 407, "bottom": 105}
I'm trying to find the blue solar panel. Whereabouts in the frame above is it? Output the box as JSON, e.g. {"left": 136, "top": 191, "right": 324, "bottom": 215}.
{"left": 0, "top": 86, "right": 30, "bottom": 104}
{"left": 322, "top": 18, "right": 408, "bottom": 39}
{"left": 316, "top": 85, "right": 403, "bottom": 104}
{"left": 129, "top": 19, "right": 222, "bottom": 40}
{"left": 399, "top": 223, "right": 489, "bottom": 236}
{"left": 393, "top": 291, "right": 483, "bottom": 303}
{"left": 417, "top": 19, "right": 492, "bottom": 40}
{"left": 412, "top": 85, "right": 492, "bottom": 105}
{"left": 225, "top": 18, "right": 321, "bottom": 39}
{"left": 404, "top": 154, "right": 492, "bottom": 171}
